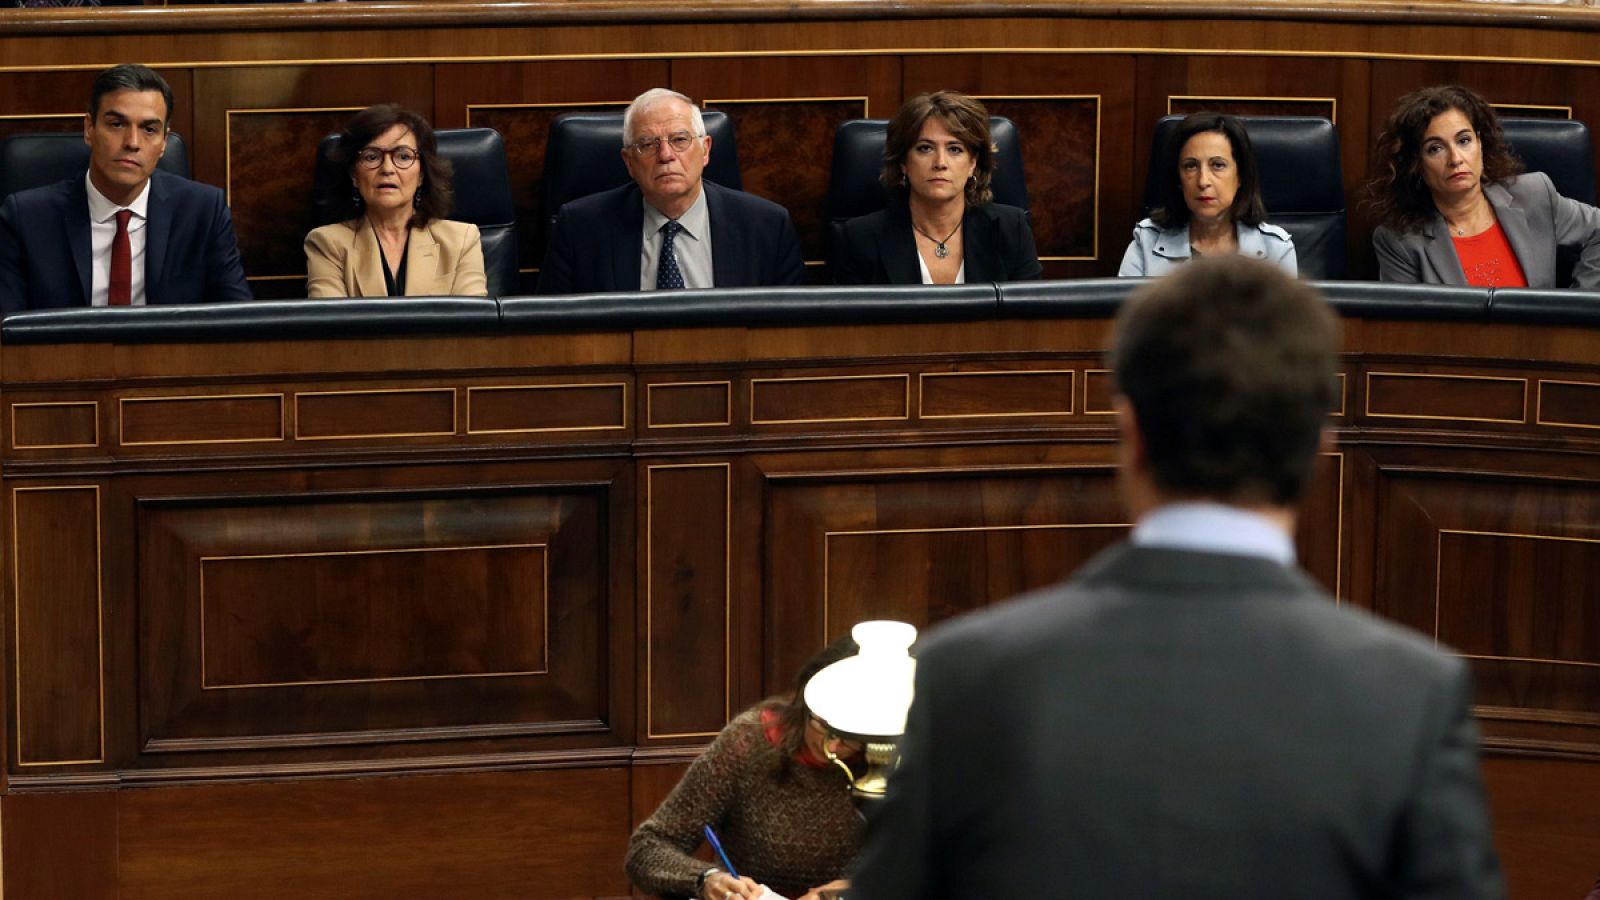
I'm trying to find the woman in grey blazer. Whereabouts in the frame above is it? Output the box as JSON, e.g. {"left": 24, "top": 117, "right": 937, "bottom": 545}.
{"left": 1119, "top": 112, "right": 1296, "bottom": 277}
{"left": 1370, "top": 84, "right": 1600, "bottom": 289}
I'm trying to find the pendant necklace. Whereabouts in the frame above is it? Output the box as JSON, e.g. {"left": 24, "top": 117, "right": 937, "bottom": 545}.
{"left": 912, "top": 220, "right": 962, "bottom": 259}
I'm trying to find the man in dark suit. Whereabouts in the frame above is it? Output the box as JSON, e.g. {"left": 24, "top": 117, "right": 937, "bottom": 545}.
{"left": 537, "top": 88, "right": 804, "bottom": 294}
{"left": 851, "top": 257, "right": 1504, "bottom": 900}
{"left": 0, "top": 64, "right": 251, "bottom": 314}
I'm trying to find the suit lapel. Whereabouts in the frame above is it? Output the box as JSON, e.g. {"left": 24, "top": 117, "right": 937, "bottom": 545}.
{"left": 403, "top": 224, "right": 440, "bottom": 296}
{"left": 143, "top": 173, "right": 172, "bottom": 300}
{"left": 351, "top": 219, "right": 385, "bottom": 297}
{"left": 1423, "top": 215, "right": 1468, "bottom": 285}
{"left": 1485, "top": 181, "right": 1541, "bottom": 283}
{"left": 882, "top": 203, "right": 922, "bottom": 285}
{"left": 613, "top": 187, "right": 644, "bottom": 291}
{"left": 64, "top": 178, "right": 94, "bottom": 304}
{"left": 706, "top": 182, "right": 738, "bottom": 289}
{"left": 961, "top": 206, "right": 996, "bottom": 282}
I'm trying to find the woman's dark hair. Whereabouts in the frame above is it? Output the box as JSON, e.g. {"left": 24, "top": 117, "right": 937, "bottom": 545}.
{"left": 1366, "top": 85, "right": 1523, "bottom": 235}
{"left": 762, "top": 634, "right": 860, "bottom": 780}
{"left": 1151, "top": 112, "right": 1267, "bottom": 231}
{"left": 881, "top": 91, "right": 997, "bottom": 207}
{"left": 325, "top": 104, "right": 453, "bottom": 228}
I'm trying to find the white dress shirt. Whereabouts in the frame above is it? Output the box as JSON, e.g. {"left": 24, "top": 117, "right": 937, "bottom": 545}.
{"left": 640, "top": 187, "right": 713, "bottom": 290}
{"left": 85, "top": 173, "right": 152, "bottom": 307}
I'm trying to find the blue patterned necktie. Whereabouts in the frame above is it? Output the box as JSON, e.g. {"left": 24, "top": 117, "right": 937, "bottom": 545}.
{"left": 657, "top": 221, "right": 685, "bottom": 290}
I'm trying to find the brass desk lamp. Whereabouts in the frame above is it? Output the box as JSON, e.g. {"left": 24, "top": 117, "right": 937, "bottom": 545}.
{"left": 802, "top": 620, "right": 917, "bottom": 801}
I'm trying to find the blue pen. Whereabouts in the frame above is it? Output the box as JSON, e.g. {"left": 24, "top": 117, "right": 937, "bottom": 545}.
{"left": 702, "top": 824, "right": 740, "bottom": 879}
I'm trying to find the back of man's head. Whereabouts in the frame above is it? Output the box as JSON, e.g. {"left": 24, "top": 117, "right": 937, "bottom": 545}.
{"left": 88, "top": 64, "right": 174, "bottom": 126}
{"left": 1112, "top": 257, "right": 1340, "bottom": 507}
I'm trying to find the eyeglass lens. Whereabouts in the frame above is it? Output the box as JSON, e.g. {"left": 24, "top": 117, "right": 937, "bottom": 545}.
{"left": 358, "top": 147, "right": 419, "bottom": 169}
{"left": 631, "top": 133, "right": 697, "bottom": 156}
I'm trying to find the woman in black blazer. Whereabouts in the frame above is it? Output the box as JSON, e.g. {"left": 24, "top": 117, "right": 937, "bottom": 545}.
{"left": 832, "top": 92, "right": 1042, "bottom": 285}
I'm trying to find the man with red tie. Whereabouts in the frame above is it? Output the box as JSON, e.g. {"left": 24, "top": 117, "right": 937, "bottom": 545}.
{"left": 0, "top": 64, "right": 252, "bottom": 314}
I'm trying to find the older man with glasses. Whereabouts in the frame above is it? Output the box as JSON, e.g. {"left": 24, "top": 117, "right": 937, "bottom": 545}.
{"left": 538, "top": 88, "right": 805, "bottom": 294}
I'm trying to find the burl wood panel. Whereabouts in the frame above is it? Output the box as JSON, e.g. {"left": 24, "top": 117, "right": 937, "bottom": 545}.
{"left": 116, "top": 767, "right": 633, "bottom": 899}
{"left": 120, "top": 393, "right": 284, "bottom": 446}
{"left": 981, "top": 97, "right": 1100, "bottom": 261}
{"left": 11, "top": 485, "right": 104, "bottom": 766}
{"left": 750, "top": 374, "right": 909, "bottom": 425}
{"left": 137, "top": 487, "right": 606, "bottom": 751}
{"left": 295, "top": 388, "right": 456, "bottom": 439}
{"left": 705, "top": 98, "right": 867, "bottom": 264}
{"left": 1374, "top": 468, "right": 1600, "bottom": 753}
{"left": 646, "top": 381, "right": 732, "bottom": 429}
{"left": 227, "top": 108, "right": 354, "bottom": 284}
{"left": 0, "top": 791, "right": 117, "bottom": 899}
{"left": 10, "top": 400, "right": 98, "bottom": 449}
{"left": 645, "top": 463, "right": 730, "bottom": 739}
{"left": 1168, "top": 98, "right": 1338, "bottom": 120}
{"left": 467, "top": 383, "right": 628, "bottom": 434}
{"left": 1365, "top": 372, "right": 1527, "bottom": 424}
{"left": 1538, "top": 379, "right": 1600, "bottom": 430}
{"left": 200, "top": 544, "right": 548, "bottom": 688}
{"left": 918, "top": 369, "right": 1074, "bottom": 419}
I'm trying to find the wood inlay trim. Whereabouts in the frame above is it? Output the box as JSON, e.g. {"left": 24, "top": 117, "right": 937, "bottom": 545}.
{"left": 1166, "top": 94, "right": 1338, "bottom": 123}
{"left": 10, "top": 401, "right": 99, "bottom": 450}
{"left": 1434, "top": 528, "right": 1600, "bottom": 668}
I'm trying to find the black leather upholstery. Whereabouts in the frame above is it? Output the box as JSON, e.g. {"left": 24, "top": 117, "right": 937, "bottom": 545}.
{"left": 0, "top": 131, "right": 190, "bottom": 199}
{"left": 994, "top": 278, "right": 1131, "bottom": 319}
{"left": 500, "top": 284, "right": 999, "bottom": 332}
{"left": 1142, "top": 116, "right": 1347, "bottom": 280}
{"left": 314, "top": 128, "right": 520, "bottom": 297}
{"left": 1501, "top": 117, "right": 1596, "bottom": 288}
{"left": 1489, "top": 288, "right": 1600, "bottom": 326}
{"left": 1318, "top": 281, "right": 1489, "bottom": 320}
{"left": 540, "top": 110, "right": 742, "bottom": 230}
{"left": 825, "top": 117, "right": 1029, "bottom": 235}
{"left": 0, "top": 296, "right": 501, "bottom": 344}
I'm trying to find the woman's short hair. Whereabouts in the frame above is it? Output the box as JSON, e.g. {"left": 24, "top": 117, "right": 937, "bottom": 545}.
{"left": 880, "top": 91, "right": 997, "bottom": 207}
{"left": 1367, "top": 85, "right": 1523, "bottom": 235}
{"left": 1151, "top": 112, "right": 1268, "bottom": 231}
{"left": 326, "top": 104, "right": 454, "bottom": 228}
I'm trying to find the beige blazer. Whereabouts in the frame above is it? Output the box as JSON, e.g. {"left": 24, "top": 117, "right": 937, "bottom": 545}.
{"left": 304, "top": 217, "right": 488, "bottom": 298}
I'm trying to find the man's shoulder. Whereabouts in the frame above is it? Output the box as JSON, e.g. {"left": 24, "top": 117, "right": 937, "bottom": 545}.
{"left": 2, "top": 177, "right": 79, "bottom": 215}
{"left": 705, "top": 180, "right": 790, "bottom": 221}
{"left": 555, "top": 182, "right": 639, "bottom": 222}
{"left": 150, "top": 170, "right": 225, "bottom": 208}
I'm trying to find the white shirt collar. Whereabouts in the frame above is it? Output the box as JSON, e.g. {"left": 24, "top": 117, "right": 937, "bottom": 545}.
{"left": 1131, "top": 501, "right": 1295, "bottom": 565}
{"left": 85, "top": 171, "right": 152, "bottom": 224}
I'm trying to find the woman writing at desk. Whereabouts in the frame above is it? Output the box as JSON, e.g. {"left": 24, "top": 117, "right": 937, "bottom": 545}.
{"left": 625, "top": 638, "right": 865, "bottom": 900}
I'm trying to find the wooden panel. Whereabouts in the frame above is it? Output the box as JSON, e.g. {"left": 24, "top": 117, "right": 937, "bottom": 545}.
{"left": 1366, "top": 372, "right": 1527, "bottom": 424}
{"left": 1168, "top": 97, "right": 1337, "bottom": 119}
{"left": 201, "top": 544, "right": 548, "bottom": 688}
{"left": 1483, "top": 755, "right": 1600, "bottom": 900}
{"left": 918, "top": 368, "right": 1073, "bottom": 419}
{"left": 645, "top": 463, "right": 730, "bottom": 739}
{"left": 1538, "top": 380, "right": 1600, "bottom": 430}
{"left": 117, "top": 767, "right": 633, "bottom": 899}
{"left": 295, "top": 388, "right": 456, "bottom": 440}
{"left": 11, "top": 401, "right": 98, "bottom": 449}
{"left": 0, "top": 67, "right": 194, "bottom": 153}
{"left": 646, "top": 380, "right": 732, "bottom": 429}
{"left": 1083, "top": 369, "right": 1116, "bottom": 414}
{"left": 751, "top": 374, "right": 908, "bottom": 425}
{"left": 467, "top": 383, "right": 627, "bottom": 434}
{"left": 12, "top": 485, "right": 104, "bottom": 766}
{"left": 120, "top": 393, "right": 283, "bottom": 446}
{"left": 0, "top": 791, "right": 117, "bottom": 899}
{"left": 137, "top": 486, "right": 607, "bottom": 751}
{"left": 1438, "top": 530, "right": 1599, "bottom": 674}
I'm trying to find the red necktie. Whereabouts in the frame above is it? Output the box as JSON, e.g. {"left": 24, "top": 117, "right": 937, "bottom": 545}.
{"left": 109, "top": 209, "right": 132, "bottom": 306}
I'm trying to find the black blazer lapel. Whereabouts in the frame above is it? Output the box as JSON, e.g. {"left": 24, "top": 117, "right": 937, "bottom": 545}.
{"left": 143, "top": 173, "right": 173, "bottom": 302}
{"left": 63, "top": 178, "right": 94, "bottom": 305}
{"left": 706, "top": 181, "right": 741, "bottom": 288}
{"left": 611, "top": 185, "right": 644, "bottom": 291}
{"left": 961, "top": 206, "right": 1000, "bottom": 282}
{"left": 880, "top": 202, "right": 922, "bottom": 285}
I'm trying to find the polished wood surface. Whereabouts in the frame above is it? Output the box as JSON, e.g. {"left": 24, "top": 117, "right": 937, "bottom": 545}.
{"left": 0, "top": 302, "right": 1596, "bottom": 895}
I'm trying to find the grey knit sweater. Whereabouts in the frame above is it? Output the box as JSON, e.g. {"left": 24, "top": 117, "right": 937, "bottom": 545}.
{"left": 625, "top": 707, "right": 863, "bottom": 898}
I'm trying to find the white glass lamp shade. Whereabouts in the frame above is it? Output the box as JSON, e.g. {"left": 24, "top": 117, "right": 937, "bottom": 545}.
{"left": 803, "top": 620, "right": 917, "bottom": 741}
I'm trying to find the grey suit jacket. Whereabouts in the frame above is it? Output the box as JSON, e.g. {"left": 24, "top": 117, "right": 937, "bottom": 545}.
{"left": 851, "top": 542, "right": 1504, "bottom": 900}
{"left": 1373, "top": 171, "right": 1600, "bottom": 288}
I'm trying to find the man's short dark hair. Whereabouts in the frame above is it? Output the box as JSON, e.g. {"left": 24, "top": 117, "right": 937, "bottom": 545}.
{"left": 88, "top": 64, "right": 174, "bottom": 127}
{"left": 1112, "top": 257, "right": 1340, "bottom": 506}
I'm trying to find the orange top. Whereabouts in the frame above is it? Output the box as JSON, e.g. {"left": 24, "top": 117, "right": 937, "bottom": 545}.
{"left": 1452, "top": 221, "right": 1528, "bottom": 288}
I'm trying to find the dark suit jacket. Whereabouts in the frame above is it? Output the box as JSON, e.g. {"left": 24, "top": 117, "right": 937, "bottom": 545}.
{"left": 852, "top": 541, "right": 1504, "bottom": 900}
{"left": 0, "top": 170, "right": 251, "bottom": 314}
{"left": 1373, "top": 171, "right": 1600, "bottom": 289}
{"left": 537, "top": 180, "right": 805, "bottom": 294}
{"left": 830, "top": 201, "right": 1041, "bottom": 285}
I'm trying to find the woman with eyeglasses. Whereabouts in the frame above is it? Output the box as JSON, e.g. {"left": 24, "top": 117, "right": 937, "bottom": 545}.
{"left": 1120, "top": 111, "right": 1296, "bottom": 277}
{"left": 1369, "top": 84, "right": 1600, "bottom": 287}
{"left": 832, "top": 91, "right": 1041, "bottom": 285}
{"left": 626, "top": 636, "right": 865, "bottom": 900}
{"left": 304, "top": 104, "right": 487, "bottom": 297}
